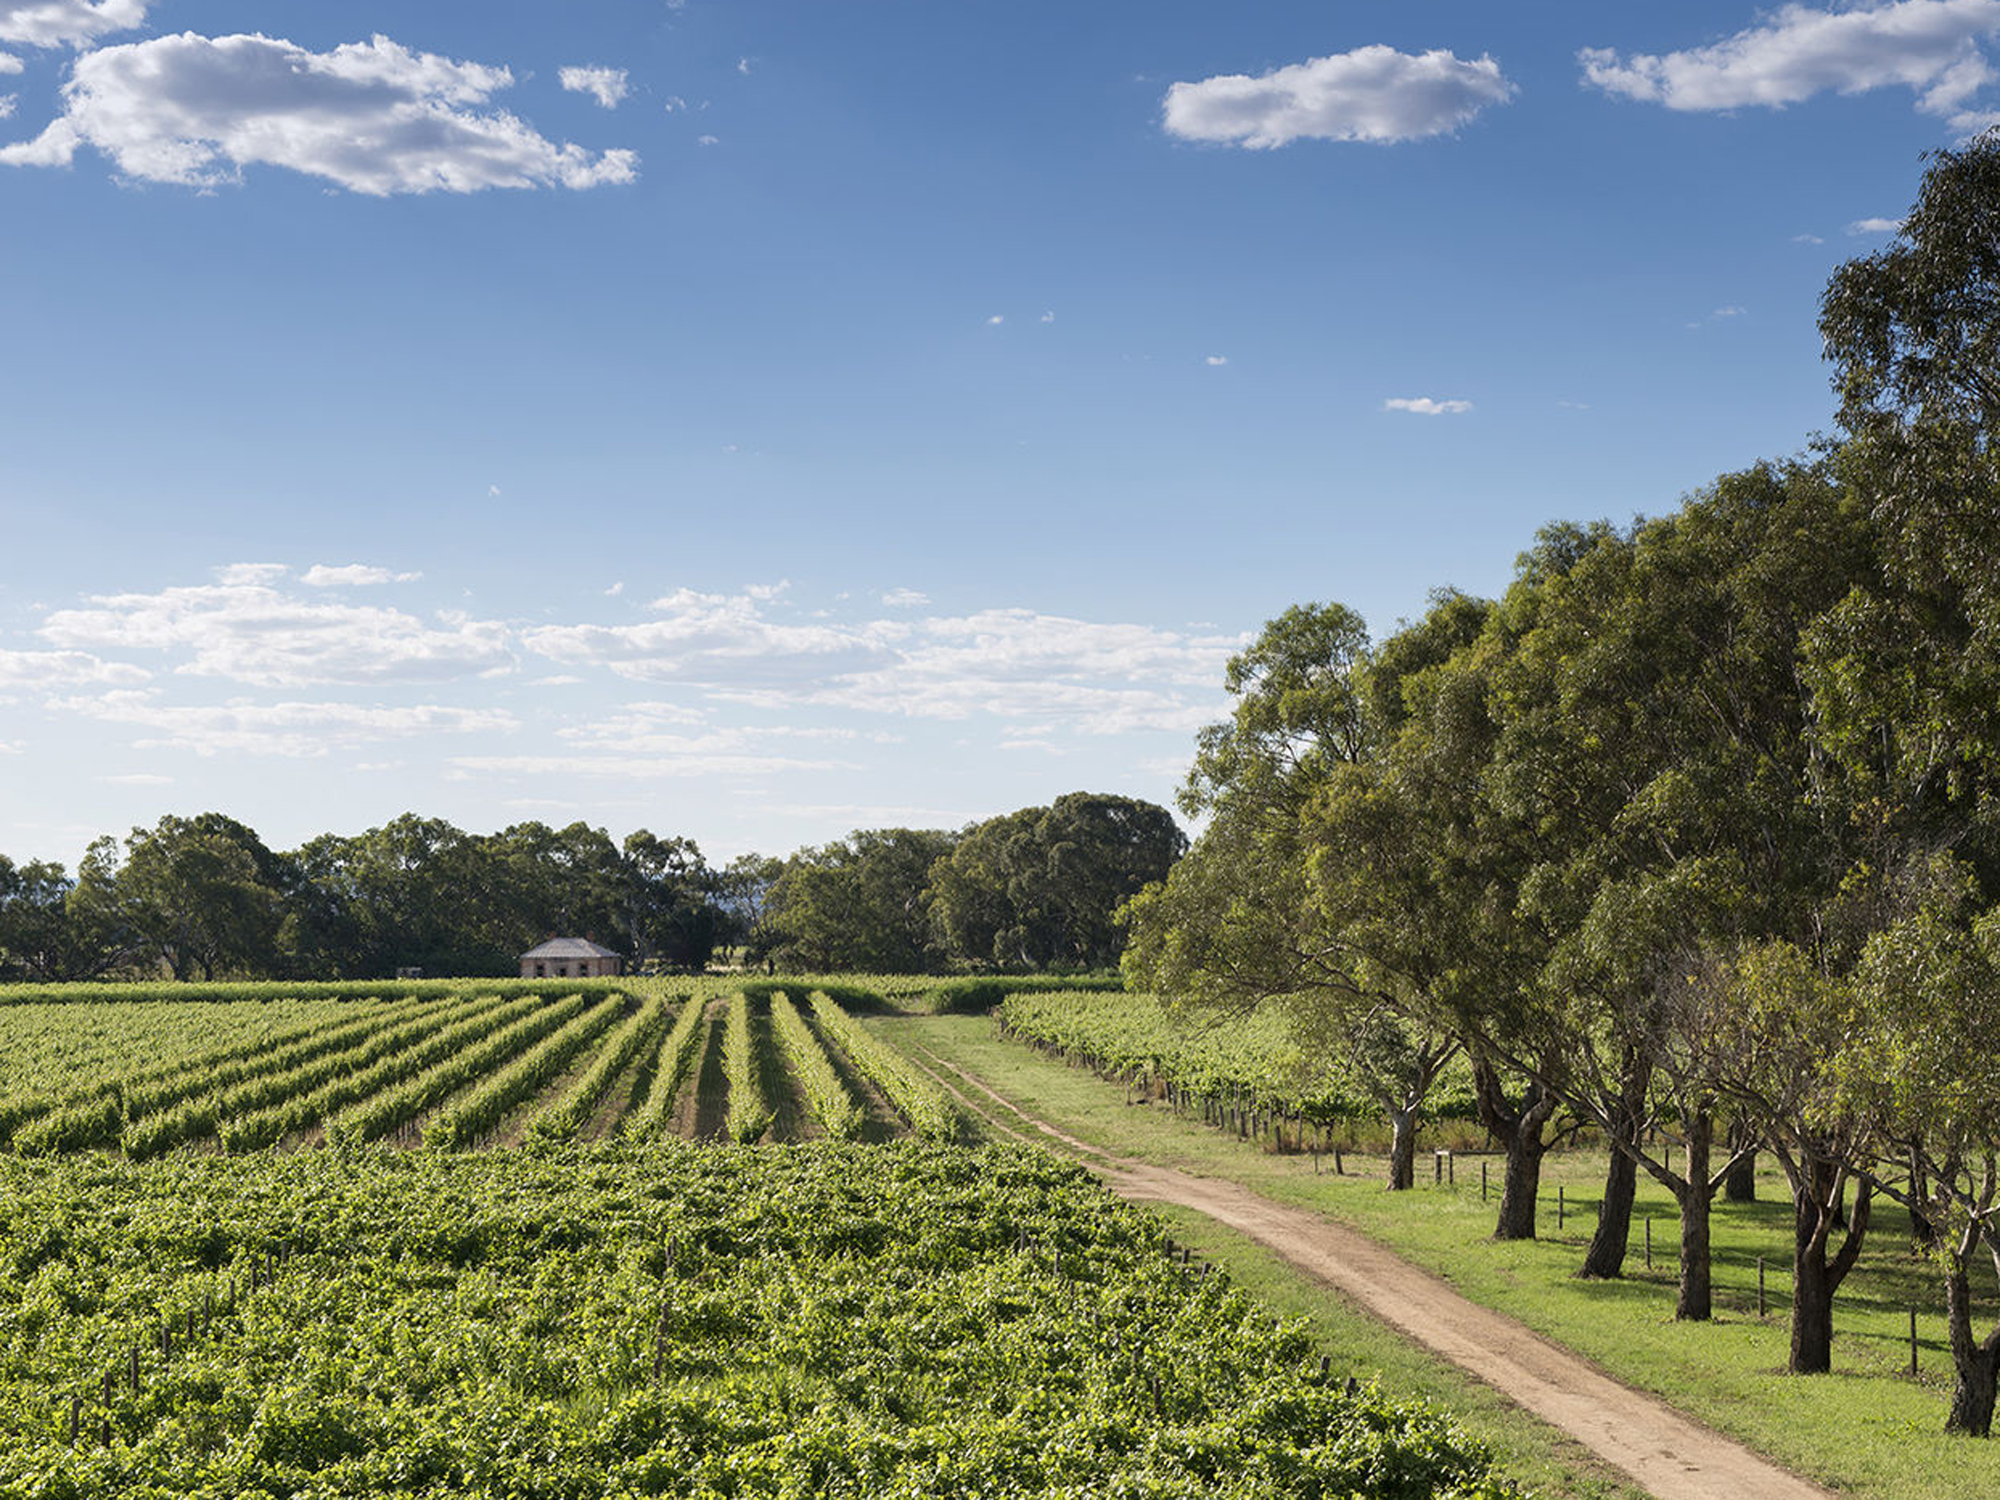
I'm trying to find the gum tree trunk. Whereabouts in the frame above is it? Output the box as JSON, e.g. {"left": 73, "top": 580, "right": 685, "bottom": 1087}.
{"left": 1675, "top": 1110, "right": 1713, "bottom": 1321}
{"left": 1386, "top": 1105, "right": 1418, "bottom": 1191}
{"left": 1581, "top": 1125, "right": 1637, "bottom": 1278}
{"left": 1473, "top": 1058, "right": 1557, "bottom": 1241}
{"left": 1789, "top": 1155, "right": 1871, "bottom": 1374}
{"left": 1946, "top": 1257, "right": 2000, "bottom": 1435}
{"left": 1579, "top": 1060, "right": 1651, "bottom": 1280}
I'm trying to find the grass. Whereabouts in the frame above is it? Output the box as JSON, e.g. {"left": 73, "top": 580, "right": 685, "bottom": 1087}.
{"left": 881, "top": 1011, "right": 2000, "bottom": 1500}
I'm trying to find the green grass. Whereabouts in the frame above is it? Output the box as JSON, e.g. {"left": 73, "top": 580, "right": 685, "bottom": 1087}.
{"left": 883, "top": 1012, "right": 2000, "bottom": 1500}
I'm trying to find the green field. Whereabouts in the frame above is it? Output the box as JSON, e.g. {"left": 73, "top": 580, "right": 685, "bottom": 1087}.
{"left": 0, "top": 982, "right": 951, "bottom": 1158}
{"left": 0, "top": 979, "right": 1533, "bottom": 1500}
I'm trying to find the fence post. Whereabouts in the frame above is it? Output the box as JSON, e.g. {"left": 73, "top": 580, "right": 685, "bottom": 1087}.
{"left": 1482, "top": 1161, "right": 1488, "bottom": 1203}
{"left": 1911, "top": 1309, "right": 1919, "bottom": 1376}
{"left": 1558, "top": 1186, "right": 1565, "bottom": 1229}
{"left": 1644, "top": 1218, "right": 1652, "bottom": 1269}
{"left": 1758, "top": 1257, "right": 1765, "bottom": 1317}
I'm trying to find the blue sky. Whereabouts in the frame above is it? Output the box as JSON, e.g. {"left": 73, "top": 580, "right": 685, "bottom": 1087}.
{"left": 0, "top": 0, "right": 1982, "bottom": 865}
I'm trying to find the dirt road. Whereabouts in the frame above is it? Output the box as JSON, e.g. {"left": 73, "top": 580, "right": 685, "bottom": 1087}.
{"left": 921, "top": 1047, "right": 1834, "bottom": 1500}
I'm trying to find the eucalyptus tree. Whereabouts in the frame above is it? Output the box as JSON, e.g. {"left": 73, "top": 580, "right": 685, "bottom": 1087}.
{"left": 1818, "top": 871, "right": 2000, "bottom": 1431}
{"left": 928, "top": 794, "right": 1184, "bottom": 969}
{"left": 1317, "top": 592, "right": 1565, "bottom": 1228}
{"left": 619, "top": 830, "right": 719, "bottom": 971}
{"left": 1126, "top": 598, "right": 1502, "bottom": 1192}
{"left": 764, "top": 827, "right": 959, "bottom": 972}
{"left": 0, "top": 856, "right": 121, "bottom": 980}
{"left": 1465, "top": 461, "right": 1874, "bottom": 1308}
{"left": 113, "top": 813, "right": 287, "bottom": 981}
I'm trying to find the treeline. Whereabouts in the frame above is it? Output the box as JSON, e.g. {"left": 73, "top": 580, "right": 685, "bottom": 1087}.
{"left": 1123, "top": 136, "right": 2000, "bottom": 1436}
{"left": 0, "top": 791, "right": 1181, "bottom": 983}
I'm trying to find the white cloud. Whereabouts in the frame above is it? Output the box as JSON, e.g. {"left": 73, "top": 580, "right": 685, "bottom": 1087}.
{"left": 1580, "top": 1, "right": 2000, "bottom": 130}
{"left": 714, "top": 608, "right": 1242, "bottom": 735}
{"left": 523, "top": 586, "right": 907, "bottom": 687}
{"left": 1, "top": 32, "right": 640, "bottom": 193}
{"left": 1163, "top": 46, "right": 1515, "bottom": 148}
{"left": 560, "top": 64, "right": 628, "bottom": 110}
{"left": 697, "top": 133, "right": 719, "bottom": 146}
{"left": 0, "top": 96, "right": 13, "bottom": 119}
{"left": 522, "top": 587, "right": 1240, "bottom": 737}
{"left": 41, "top": 578, "right": 512, "bottom": 686}
{"left": 0, "top": 1, "right": 146, "bottom": 49}
{"left": 1384, "top": 396, "right": 1473, "bottom": 415}
{"left": 1848, "top": 215, "right": 1907, "bottom": 233}
{"left": 604, "top": 580, "right": 625, "bottom": 597}
{"left": 0, "top": 739, "right": 19, "bottom": 754}
{"left": 103, "top": 771, "right": 171, "bottom": 785}
{"left": 301, "top": 563, "right": 420, "bottom": 588}
{"left": 1205, "top": 354, "right": 1229, "bottom": 366}
{"left": 0, "top": 648, "right": 148, "bottom": 689}
{"left": 1040, "top": 310, "right": 1055, "bottom": 323}
{"left": 59, "top": 691, "right": 519, "bottom": 757}
{"left": 987, "top": 314, "right": 1004, "bottom": 325}
{"left": 216, "top": 562, "right": 287, "bottom": 586}
{"left": 1793, "top": 231, "right": 1828, "bottom": 243}
{"left": 737, "top": 57, "right": 751, "bottom": 75}
{"left": 880, "top": 588, "right": 929, "bottom": 607}
{"left": 0, "top": 50, "right": 21, "bottom": 72}
{"left": 1712, "top": 305, "right": 1747, "bottom": 317}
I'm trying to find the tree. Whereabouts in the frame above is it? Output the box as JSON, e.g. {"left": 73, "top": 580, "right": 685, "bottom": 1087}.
{"left": 764, "top": 828, "right": 958, "bottom": 972}
{"left": 114, "top": 814, "right": 286, "bottom": 981}
{"left": 618, "top": 831, "right": 719, "bottom": 971}
{"left": 0, "top": 856, "right": 121, "bottom": 980}
{"left": 718, "top": 852, "right": 784, "bottom": 967}
{"left": 1826, "top": 873, "right": 2000, "bottom": 1432}
{"left": 1126, "top": 600, "right": 1481, "bottom": 1192}
{"left": 928, "top": 794, "right": 1184, "bottom": 969}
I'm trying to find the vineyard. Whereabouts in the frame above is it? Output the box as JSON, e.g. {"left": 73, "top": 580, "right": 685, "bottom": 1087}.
{"left": 0, "top": 1142, "right": 1517, "bottom": 1498}
{"left": 998, "top": 989, "right": 1480, "bottom": 1148}
{"left": 0, "top": 984, "right": 960, "bottom": 1159}
{"left": 0, "top": 981, "right": 1524, "bottom": 1498}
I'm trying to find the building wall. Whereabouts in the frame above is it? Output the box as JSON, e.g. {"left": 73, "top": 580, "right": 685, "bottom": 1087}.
{"left": 520, "top": 955, "right": 623, "bottom": 979}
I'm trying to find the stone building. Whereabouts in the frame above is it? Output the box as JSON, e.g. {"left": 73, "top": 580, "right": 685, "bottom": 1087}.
{"left": 520, "top": 937, "right": 623, "bottom": 980}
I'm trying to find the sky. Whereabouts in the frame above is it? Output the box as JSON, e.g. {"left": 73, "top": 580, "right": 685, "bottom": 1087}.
{"left": 0, "top": 0, "right": 1985, "bottom": 867}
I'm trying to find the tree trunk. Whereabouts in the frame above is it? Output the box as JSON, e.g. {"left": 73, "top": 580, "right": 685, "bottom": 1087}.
{"left": 1789, "top": 1156, "right": 1871, "bottom": 1374}
{"left": 1724, "top": 1118, "right": 1757, "bottom": 1202}
{"left": 1791, "top": 1245, "right": 1835, "bottom": 1374}
{"left": 1496, "top": 1135, "right": 1543, "bottom": 1239}
{"left": 1946, "top": 1255, "right": 2000, "bottom": 1436}
{"left": 1676, "top": 1110, "right": 1713, "bottom": 1322}
{"left": 1472, "top": 1058, "right": 1554, "bottom": 1241}
{"left": 1386, "top": 1106, "right": 1418, "bottom": 1191}
{"left": 1579, "top": 1103, "right": 1640, "bottom": 1279}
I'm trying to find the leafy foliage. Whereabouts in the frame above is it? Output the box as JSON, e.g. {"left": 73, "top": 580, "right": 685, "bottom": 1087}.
{"left": 0, "top": 1144, "right": 1518, "bottom": 1498}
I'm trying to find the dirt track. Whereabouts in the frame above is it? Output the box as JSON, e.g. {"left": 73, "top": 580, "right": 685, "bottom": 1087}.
{"left": 920, "top": 1047, "right": 1834, "bottom": 1500}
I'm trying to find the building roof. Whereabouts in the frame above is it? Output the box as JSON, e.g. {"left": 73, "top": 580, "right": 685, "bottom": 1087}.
{"left": 521, "top": 937, "right": 622, "bottom": 960}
